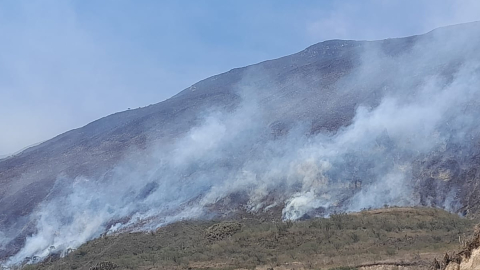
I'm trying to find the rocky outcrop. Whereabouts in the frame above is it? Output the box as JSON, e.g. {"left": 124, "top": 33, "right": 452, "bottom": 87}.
{"left": 435, "top": 226, "right": 480, "bottom": 270}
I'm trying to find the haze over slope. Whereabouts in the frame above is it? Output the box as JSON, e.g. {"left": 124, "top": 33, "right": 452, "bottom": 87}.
{"left": 2, "top": 22, "right": 480, "bottom": 265}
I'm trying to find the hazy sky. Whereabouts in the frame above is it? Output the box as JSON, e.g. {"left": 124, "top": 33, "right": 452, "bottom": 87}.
{"left": 1, "top": 0, "right": 480, "bottom": 156}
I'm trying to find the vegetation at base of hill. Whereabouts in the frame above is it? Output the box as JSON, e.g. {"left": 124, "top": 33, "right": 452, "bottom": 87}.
{"left": 20, "top": 207, "right": 476, "bottom": 270}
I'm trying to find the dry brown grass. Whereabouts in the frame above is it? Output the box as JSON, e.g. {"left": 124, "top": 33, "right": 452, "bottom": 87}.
{"left": 24, "top": 207, "right": 476, "bottom": 270}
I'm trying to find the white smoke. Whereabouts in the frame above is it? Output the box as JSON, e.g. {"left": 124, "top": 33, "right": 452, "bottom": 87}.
{"left": 3, "top": 24, "right": 480, "bottom": 266}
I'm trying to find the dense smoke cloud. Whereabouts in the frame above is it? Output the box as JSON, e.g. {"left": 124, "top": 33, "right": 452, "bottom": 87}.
{"left": 3, "top": 24, "right": 480, "bottom": 266}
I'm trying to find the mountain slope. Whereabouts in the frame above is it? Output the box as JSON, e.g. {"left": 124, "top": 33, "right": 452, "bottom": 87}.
{"left": 2, "top": 22, "right": 480, "bottom": 265}
{"left": 22, "top": 207, "right": 477, "bottom": 270}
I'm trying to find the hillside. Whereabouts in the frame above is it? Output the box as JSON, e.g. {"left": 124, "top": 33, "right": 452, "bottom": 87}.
{"left": 2, "top": 22, "right": 480, "bottom": 265}
{"left": 21, "top": 207, "right": 476, "bottom": 270}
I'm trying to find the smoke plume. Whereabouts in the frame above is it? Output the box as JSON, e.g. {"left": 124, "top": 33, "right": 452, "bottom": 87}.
{"left": 3, "top": 23, "right": 480, "bottom": 266}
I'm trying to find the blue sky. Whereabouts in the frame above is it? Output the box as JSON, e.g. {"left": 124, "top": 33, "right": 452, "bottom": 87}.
{"left": 1, "top": 0, "right": 480, "bottom": 156}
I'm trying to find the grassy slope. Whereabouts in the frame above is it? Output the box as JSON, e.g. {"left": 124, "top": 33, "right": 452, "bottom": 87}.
{"left": 23, "top": 207, "right": 476, "bottom": 270}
